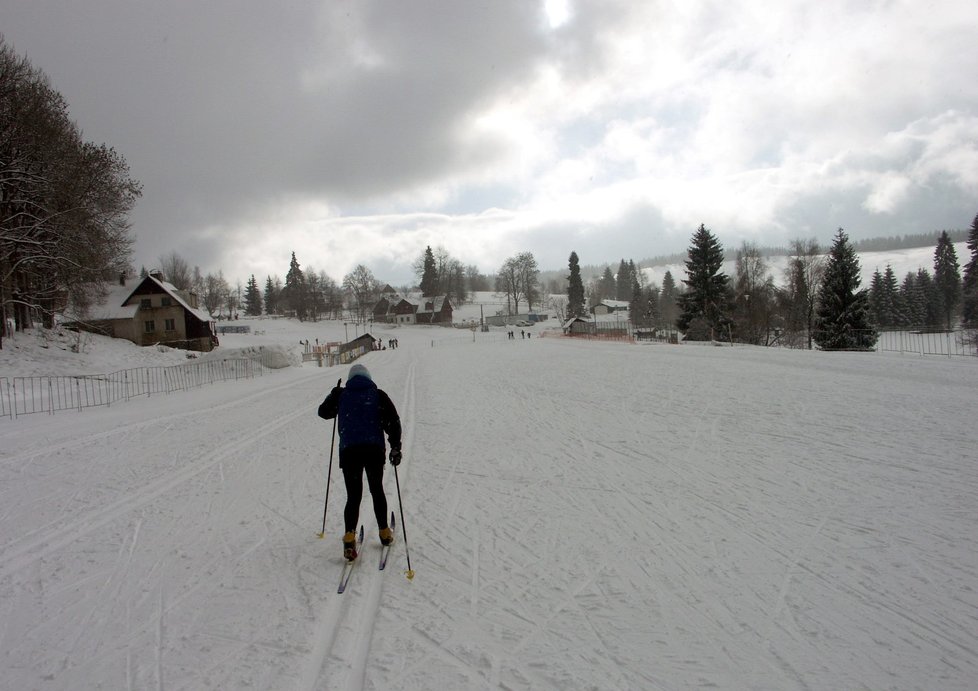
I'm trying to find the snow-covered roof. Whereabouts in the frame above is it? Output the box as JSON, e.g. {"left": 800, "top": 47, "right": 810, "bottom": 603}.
{"left": 64, "top": 276, "right": 212, "bottom": 324}
{"left": 139, "top": 275, "right": 212, "bottom": 324}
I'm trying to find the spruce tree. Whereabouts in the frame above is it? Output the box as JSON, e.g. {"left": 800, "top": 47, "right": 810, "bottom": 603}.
{"left": 813, "top": 228, "right": 877, "bottom": 350}
{"left": 628, "top": 275, "right": 646, "bottom": 326}
{"left": 244, "top": 275, "right": 263, "bottom": 316}
{"left": 868, "top": 269, "right": 884, "bottom": 325}
{"left": 881, "top": 265, "right": 900, "bottom": 327}
{"left": 263, "top": 276, "right": 277, "bottom": 315}
{"left": 962, "top": 213, "right": 978, "bottom": 327}
{"left": 284, "top": 252, "right": 307, "bottom": 320}
{"left": 677, "top": 224, "right": 729, "bottom": 339}
{"left": 916, "top": 268, "right": 942, "bottom": 329}
{"left": 616, "top": 259, "right": 631, "bottom": 301}
{"left": 567, "top": 251, "right": 586, "bottom": 319}
{"left": 419, "top": 246, "right": 438, "bottom": 297}
{"left": 900, "top": 272, "right": 924, "bottom": 326}
{"left": 933, "top": 230, "right": 961, "bottom": 330}
{"left": 658, "top": 271, "right": 678, "bottom": 328}
{"left": 599, "top": 267, "right": 616, "bottom": 304}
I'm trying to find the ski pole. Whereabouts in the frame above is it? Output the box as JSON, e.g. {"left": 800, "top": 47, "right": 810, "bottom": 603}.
{"left": 393, "top": 464, "right": 414, "bottom": 580}
{"left": 316, "top": 378, "right": 342, "bottom": 538}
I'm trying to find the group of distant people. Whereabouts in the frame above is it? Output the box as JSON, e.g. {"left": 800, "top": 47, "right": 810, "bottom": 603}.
{"left": 374, "top": 338, "right": 399, "bottom": 350}
{"left": 507, "top": 330, "right": 531, "bottom": 340}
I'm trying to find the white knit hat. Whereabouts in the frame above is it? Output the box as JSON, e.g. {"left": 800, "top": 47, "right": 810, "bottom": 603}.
{"left": 348, "top": 363, "right": 372, "bottom": 381}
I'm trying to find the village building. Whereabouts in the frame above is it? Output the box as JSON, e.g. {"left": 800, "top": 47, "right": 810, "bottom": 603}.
{"left": 373, "top": 294, "right": 453, "bottom": 325}
{"left": 592, "top": 299, "right": 630, "bottom": 315}
{"left": 63, "top": 272, "right": 218, "bottom": 352}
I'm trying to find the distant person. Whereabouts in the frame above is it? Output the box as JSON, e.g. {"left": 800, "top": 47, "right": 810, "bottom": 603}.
{"left": 317, "top": 363, "right": 402, "bottom": 560}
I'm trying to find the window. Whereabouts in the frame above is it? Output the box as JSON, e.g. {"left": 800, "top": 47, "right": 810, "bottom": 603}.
{"left": 144, "top": 320, "right": 155, "bottom": 333}
{"left": 161, "top": 297, "right": 173, "bottom": 306}
{"left": 140, "top": 298, "right": 151, "bottom": 308}
{"left": 164, "top": 318, "right": 176, "bottom": 332}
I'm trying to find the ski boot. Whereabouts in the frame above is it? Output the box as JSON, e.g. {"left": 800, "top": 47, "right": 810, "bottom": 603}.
{"left": 342, "top": 531, "right": 358, "bottom": 561}
{"left": 379, "top": 526, "right": 394, "bottom": 546}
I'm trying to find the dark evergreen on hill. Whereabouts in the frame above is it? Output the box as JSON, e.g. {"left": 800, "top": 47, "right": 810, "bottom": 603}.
{"left": 814, "top": 229, "right": 877, "bottom": 350}
{"left": 677, "top": 224, "right": 730, "bottom": 339}
{"left": 566, "top": 251, "right": 586, "bottom": 319}
{"left": 933, "top": 230, "right": 961, "bottom": 330}
{"left": 963, "top": 213, "right": 978, "bottom": 328}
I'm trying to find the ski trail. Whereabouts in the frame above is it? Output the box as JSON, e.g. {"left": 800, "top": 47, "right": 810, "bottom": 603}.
{"left": 0, "top": 402, "right": 310, "bottom": 582}
{"left": 295, "top": 591, "right": 350, "bottom": 691}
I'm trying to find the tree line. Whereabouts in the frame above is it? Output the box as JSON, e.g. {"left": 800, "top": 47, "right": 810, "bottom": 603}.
{"left": 1, "top": 37, "right": 140, "bottom": 348}
{"left": 565, "top": 213, "right": 978, "bottom": 349}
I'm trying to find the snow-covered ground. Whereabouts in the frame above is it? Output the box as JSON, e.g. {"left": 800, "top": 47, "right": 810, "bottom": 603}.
{"left": 2, "top": 317, "right": 977, "bottom": 690}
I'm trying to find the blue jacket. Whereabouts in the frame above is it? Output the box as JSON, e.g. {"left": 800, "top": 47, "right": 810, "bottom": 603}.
{"left": 318, "top": 375, "right": 401, "bottom": 462}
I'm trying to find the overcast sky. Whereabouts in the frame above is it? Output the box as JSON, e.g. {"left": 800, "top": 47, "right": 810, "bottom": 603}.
{"left": 3, "top": 1, "right": 977, "bottom": 287}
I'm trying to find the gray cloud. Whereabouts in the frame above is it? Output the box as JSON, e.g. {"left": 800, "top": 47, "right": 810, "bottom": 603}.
{"left": 3, "top": 1, "right": 977, "bottom": 287}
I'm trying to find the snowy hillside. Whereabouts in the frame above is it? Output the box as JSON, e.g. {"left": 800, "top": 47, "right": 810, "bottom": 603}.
{"left": 2, "top": 321, "right": 977, "bottom": 689}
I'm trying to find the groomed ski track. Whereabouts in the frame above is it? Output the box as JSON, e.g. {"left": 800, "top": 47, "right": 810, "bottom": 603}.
{"left": 2, "top": 328, "right": 978, "bottom": 689}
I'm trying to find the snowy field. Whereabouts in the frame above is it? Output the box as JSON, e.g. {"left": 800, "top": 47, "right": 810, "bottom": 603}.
{"left": 2, "top": 317, "right": 978, "bottom": 690}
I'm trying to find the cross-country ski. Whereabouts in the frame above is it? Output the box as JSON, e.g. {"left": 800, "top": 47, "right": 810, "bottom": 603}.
{"left": 337, "top": 526, "right": 364, "bottom": 594}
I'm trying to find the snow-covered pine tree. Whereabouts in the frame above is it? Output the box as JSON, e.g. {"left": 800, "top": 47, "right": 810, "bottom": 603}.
{"left": 813, "top": 228, "right": 877, "bottom": 350}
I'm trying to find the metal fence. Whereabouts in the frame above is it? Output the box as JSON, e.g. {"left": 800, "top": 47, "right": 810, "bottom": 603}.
{"left": 717, "top": 327, "right": 978, "bottom": 358}
{"left": 875, "top": 328, "right": 978, "bottom": 358}
{"left": 1, "top": 357, "right": 262, "bottom": 420}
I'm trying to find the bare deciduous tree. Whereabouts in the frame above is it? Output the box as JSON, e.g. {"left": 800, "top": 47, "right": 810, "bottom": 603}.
{"left": 1, "top": 38, "right": 139, "bottom": 345}
{"left": 158, "top": 252, "right": 192, "bottom": 290}
{"left": 343, "top": 264, "right": 378, "bottom": 323}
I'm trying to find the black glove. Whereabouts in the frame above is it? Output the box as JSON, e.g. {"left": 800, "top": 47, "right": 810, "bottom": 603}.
{"left": 389, "top": 448, "right": 402, "bottom": 466}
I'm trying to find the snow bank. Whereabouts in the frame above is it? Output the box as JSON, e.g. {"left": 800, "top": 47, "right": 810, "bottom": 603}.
{"left": 207, "top": 343, "right": 303, "bottom": 369}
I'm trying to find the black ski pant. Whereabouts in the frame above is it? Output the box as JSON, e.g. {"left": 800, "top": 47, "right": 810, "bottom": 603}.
{"left": 340, "top": 445, "right": 389, "bottom": 534}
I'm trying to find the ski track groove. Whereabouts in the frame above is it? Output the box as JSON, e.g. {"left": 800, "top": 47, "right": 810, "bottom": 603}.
{"left": 0, "top": 401, "right": 310, "bottom": 582}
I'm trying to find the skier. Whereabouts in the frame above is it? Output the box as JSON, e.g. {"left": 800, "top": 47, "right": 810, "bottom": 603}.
{"left": 318, "top": 363, "right": 402, "bottom": 560}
